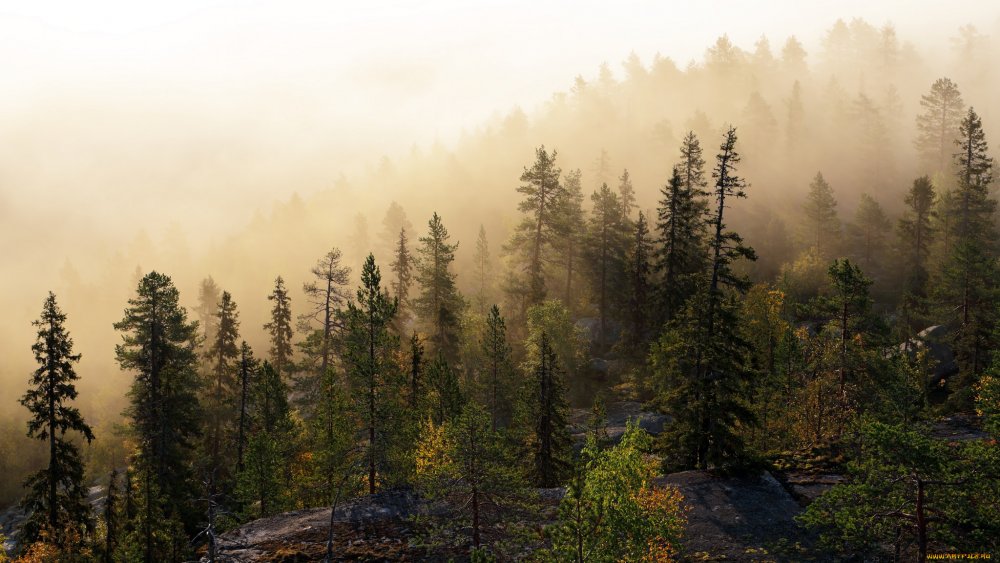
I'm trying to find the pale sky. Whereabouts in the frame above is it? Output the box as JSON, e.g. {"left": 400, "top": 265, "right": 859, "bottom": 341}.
{"left": 2, "top": 0, "right": 997, "bottom": 149}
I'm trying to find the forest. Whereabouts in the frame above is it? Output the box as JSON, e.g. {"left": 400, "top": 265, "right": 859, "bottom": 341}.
{"left": 2, "top": 12, "right": 1000, "bottom": 563}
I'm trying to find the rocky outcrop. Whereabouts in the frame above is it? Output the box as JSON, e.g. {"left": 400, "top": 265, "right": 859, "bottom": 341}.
{"left": 900, "top": 325, "right": 959, "bottom": 385}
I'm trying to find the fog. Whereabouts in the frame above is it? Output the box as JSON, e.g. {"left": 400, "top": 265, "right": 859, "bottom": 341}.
{"left": 2, "top": 0, "right": 1000, "bottom": 436}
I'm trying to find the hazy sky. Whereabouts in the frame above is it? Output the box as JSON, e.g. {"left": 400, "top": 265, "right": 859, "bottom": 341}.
{"left": 0, "top": 0, "right": 997, "bottom": 238}
{"left": 3, "top": 0, "right": 997, "bottom": 146}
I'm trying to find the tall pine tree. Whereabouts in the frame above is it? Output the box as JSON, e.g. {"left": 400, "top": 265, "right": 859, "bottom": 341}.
{"left": 115, "top": 272, "right": 202, "bottom": 562}
{"left": 19, "top": 293, "right": 95, "bottom": 548}
{"left": 264, "top": 276, "right": 293, "bottom": 380}
{"left": 415, "top": 213, "right": 463, "bottom": 361}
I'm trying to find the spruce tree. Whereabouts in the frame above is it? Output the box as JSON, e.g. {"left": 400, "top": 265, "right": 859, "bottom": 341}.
{"left": 103, "top": 469, "right": 119, "bottom": 562}
{"left": 236, "top": 362, "right": 293, "bottom": 518}
{"left": 531, "top": 332, "right": 571, "bottom": 487}
{"left": 938, "top": 108, "right": 999, "bottom": 382}
{"left": 850, "top": 193, "right": 891, "bottom": 271}
{"left": 414, "top": 213, "right": 463, "bottom": 360}
{"left": 624, "top": 211, "right": 653, "bottom": 353}
{"left": 235, "top": 342, "right": 258, "bottom": 475}
{"left": 511, "top": 146, "right": 564, "bottom": 308}
{"left": 390, "top": 227, "right": 414, "bottom": 330}
{"left": 655, "top": 133, "right": 710, "bottom": 325}
{"left": 115, "top": 271, "right": 202, "bottom": 561}
{"left": 803, "top": 172, "right": 840, "bottom": 257}
{"left": 555, "top": 168, "right": 586, "bottom": 314}
{"left": 473, "top": 225, "right": 492, "bottom": 315}
{"left": 195, "top": 277, "right": 221, "bottom": 355}
{"left": 204, "top": 290, "right": 240, "bottom": 489}
{"left": 345, "top": 254, "right": 401, "bottom": 494}
{"left": 653, "top": 127, "right": 757, "bottom": 470}
{"left": 19, "top": 292, "right": 95, "bottom": 547}
{"left": 264, "top": 276, "right": 293, "bottom": 380}
{"left": 896, "top": 176, "right": 936, "bottom": 332}
{"left": 482, "top": 305, "right": 514, "bottom": 431}
{"left": 618, "top": 168, "right": 637, "bottom": 223}
{"left": 427, "top": 355, "right": 464, "bottom": 425}
{"left": 585, "top": 182, "right": 629, "bottom": 350}
{"left": 915, "top": 78, "right": 965, "bottom": 175}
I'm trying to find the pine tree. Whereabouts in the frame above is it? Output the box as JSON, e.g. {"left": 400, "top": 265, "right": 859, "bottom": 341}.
{"left": 915, "top": 78, "right": 965, "bottom": 175}
{"left": 427, "top": 355, "right": 464, "bottom": 425}
{"left": 510, "top": 146, "right": 565, "bottom": 308}
{"left": 827, "top": 259, "right": 874, "bottom": 402}
{"left": 586, "top": 182, "right": 629, "bottom": 350}
{"left": 195, "top": 277, "right": 221, "bottom": 355}
{"left": 896, "top": 176, "right": 936, "bottom": 331}
{"left": 803, "top": 172, "right": 840, "bottom": 257}
{"left": 236, "top": 362, "right": 293, "bottom": 518}
{"left": 264, "top": 276, "right": 293, "bottom": 380}
{"left": 390, "top": 227, "right": 414, "bottom": 330}
{"left": 623, "top": 212, "right": 653, "bottom": 353}
{"left": 115, "top": 272, "right": 202, "bottom": 561}
{"left": 415, "top": 402, "right": 522, "bottom": 550}
{"left": 786, "top": 80, "right": 805, "bottom": 151}
{"left": 531, "top": 332, "right": 571, "bottom": 487}
{"left": 345, "top": 254, "right": 401, "bottom": 494}
{"left": 103, "top": 469, "right": 119, "bottom": 563}
{"left": 618, "top": 168, "right": 637, "bottom": 223}
{"left": 653, "top": 128, "right": 756, "bottom": 470}
{"left": 235, "top": 342, "right": 258, "bottom": 475}
{"left": 204, "top": 291, "right": 240, "bottom": 488}
{"left": 473, "top": 225, "right": 492, "bottom": 315}
{"left": 850, "top": 193, "right": 891, "bottom": 272}
{"left": 19, "top": 292, "right": 95, "bottom": 547}
{"left": 655, "top": 134, "right": 709, "bottom": 325}
{"left": 298, "top": 248, "right": 351, "bottom": 411}
{"left": 938, "top": 108, "right": 999, "bottom": 383}
{"left": 482, "top": 305, "right": 515, "bottom": 431}
{"left": 415, "top": 213, "right": 463, "bottom": 360}
{"left": 409, "top": 334, "right": 425, "bottom": 412}
{"left": 555, "top": 168, "right": 586, "bottom": 314}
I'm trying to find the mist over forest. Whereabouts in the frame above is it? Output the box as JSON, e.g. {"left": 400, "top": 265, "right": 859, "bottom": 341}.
{"left": 3, "top": 6, "right": 1000, "bottom": 562}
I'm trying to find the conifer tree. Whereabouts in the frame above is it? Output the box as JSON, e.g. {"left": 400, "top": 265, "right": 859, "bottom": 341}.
{"left": 938, "top": 108, "right": 999, "bottom": 382}
{"left": 473, "top": 225, "right": 492, "bottom": 315}
{"left": 204, "top": 291, "right": 240, "bottom": 487}
{"left": 390, "top": 227, "right": 414, "bottom": 330}
{"left": 897, "top": 176, "right": 936, "bottom": 329}
{"left": 115, "top": 272, "right": 202, "bottom": 561}
{"left": 415, "top": 402, "right": 522, "bottom": 550}
{"left": 409, "top": 334, "right": 425, "bottom": 412}
{"left": 586, "top": 182, "right": 629, "bottom": 349}
{"left": 236, "top": 362, "right": 293, "bottom": 518}
{"left": 555, "top": 168, "right": 586, "bottom": 314}
{"left": 427, "top": 355, "right": 464, "bottom": 425}
{"left": 345, "top": 254, "right": 401, "bottom": 494}
{"left": 19, "top": 292, "right": 95, "bottom": 547}
{"left": 298, "top": 248, "right": 351, "bottom": 409}
{"left": 915, "top": 78, "right": 965, "bottom": 175}
{"left": 235, "top": 342, "right": 258, "bottom": 475}
{"left": 618, "top": 168, "right": 637, "bottom": 223}
{"left": 103, "top": 469, "right": 119, "bottom": 563}
{"left": 531, "top": 332, "right": 571, "bottom": 487}
{"left": 511, "top": 146, "right": 564, "bottom": 308}
{"left": 415, "top": 213, "right": 463, "bottom": 360}
{"left": 482, "top": 305, "right": 514, "bottom": 431}
{"left": 653, "top": 128, "right": 756, "bottom": 470}
{"left": 195, "top": 277, "right": 221, "bottom": 355}
{"left": 850, "top": 193, "right": 891, "bottom": 271}
{"left": 655, "top": 134, "right": 710, "bottom": 325}
{"left": 624, "top": 212, "right": 653, "bottom": 353}
{"left": 264, "top": 276, "right": 293, "bottom": 379}
{"left": 803, "top": 172, "right": 840, "bottom": 257}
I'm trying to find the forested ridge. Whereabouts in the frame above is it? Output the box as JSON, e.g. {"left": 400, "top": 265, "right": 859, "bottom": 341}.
{"left": 2, "top": 17, "right": 1000, "bottom": 563}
